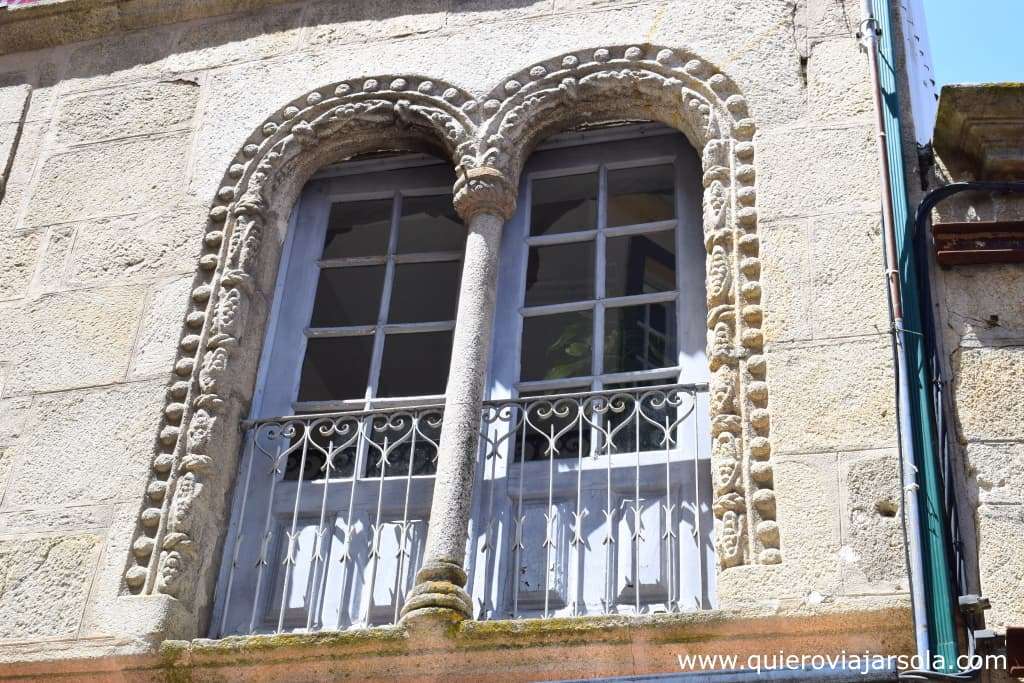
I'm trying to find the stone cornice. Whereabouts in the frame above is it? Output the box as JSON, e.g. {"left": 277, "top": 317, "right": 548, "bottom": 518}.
{"left": 934, "top": 83, "right": 1024, "bottom": 181}
{"left": 0, "top": 0, "right": 297, "bottom": 55}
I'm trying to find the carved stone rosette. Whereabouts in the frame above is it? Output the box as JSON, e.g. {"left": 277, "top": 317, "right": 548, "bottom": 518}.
{"left": 122, "top": 45, "right": 779, "bottom": 612}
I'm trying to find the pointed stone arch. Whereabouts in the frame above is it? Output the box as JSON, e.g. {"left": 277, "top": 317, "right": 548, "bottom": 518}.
{"left": 122, "top": 45, "right": 778, "bottom": 623}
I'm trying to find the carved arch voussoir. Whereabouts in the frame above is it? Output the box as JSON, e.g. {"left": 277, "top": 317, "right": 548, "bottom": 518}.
{"left": 124, "top": 45, "right": 778, "bottom": 607}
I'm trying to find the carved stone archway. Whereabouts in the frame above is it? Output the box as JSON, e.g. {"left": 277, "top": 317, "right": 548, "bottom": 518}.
{"left": 122, "top": 46, "right": 778, "bottom": 628}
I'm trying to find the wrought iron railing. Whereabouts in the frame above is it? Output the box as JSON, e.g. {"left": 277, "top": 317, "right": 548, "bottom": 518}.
{"left": 214, "top": 383, "right": 710, "bottom": 636}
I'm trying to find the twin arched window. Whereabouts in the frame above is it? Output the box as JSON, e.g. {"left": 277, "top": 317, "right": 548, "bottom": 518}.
{"left": 214, "top": 124, "right": 713, "bottom": 635}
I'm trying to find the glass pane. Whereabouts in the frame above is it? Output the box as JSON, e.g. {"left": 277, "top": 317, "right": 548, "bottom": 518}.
{"left": 607, "top": 164, "right": 675, "bottom": 228}
{"left": 397, "top": 194, "right": 465, "bottom": 254}
{"left": 530, "top": 173, "right": 598, "bottom": 236}
{"left": 525, "top": 241, "right": 594, "bottom": 307}
{"left": 309, "top": 265, "right": 385, "bottom": 327}
{"left": 605, "top": 230, "right": 676, "bottom": 298}
{"left": 603, "top": 302, "right": 677, "bottom": 374}
{"left": 377, "top": 331, "right": 453, "bottom": 397}
{"left": 389, "top": 261, "right": 461, "bottom": 323}
{"left": 297, "top": 336, "right": 373, "bottom": 402}
{"left": 520, "top": 310, "right": 593, "bottom": 382}
{"left": 323, "top": 199, "right": 393, "bottom": 259}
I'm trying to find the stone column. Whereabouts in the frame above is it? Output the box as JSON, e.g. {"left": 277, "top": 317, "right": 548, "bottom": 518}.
{"left": 401, "top": 166, "right": 516, "bottom": 623}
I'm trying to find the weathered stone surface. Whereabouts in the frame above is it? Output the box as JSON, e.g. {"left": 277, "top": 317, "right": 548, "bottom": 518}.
{"left": 0, "top": 82, "right": 30, "bottom": 124}
{"left": 0, "top": 229, "right": 41, "bottom": 301}
{"left": 839, "top": 450, "right": 906, "bottom": 594}
{"left": 23, "top": 133, "right": 190, "bottom": 228}
{"left": 0, "top": 504, "right": 112, "bottom": 536}
{"left": 772, "top": 453, "right": 842, "bottom": 598}
{"left": 64, "top": 206, "right": 205, "bottom": 286}
{"left": 756, "top": 124, "right": 878, "bottom": 220}
{"left": 3, "top": 380, "right": 165, "bottom": 508}
{"left": 54, "top": 81, "right": 200, "bottom": 146}
{"left": 769, "top": 338, "right": 895, "bottom": 454}
{"left": 167, "top": 5, "right": 303, "bottom": 72}
{"left": 0, "top": 395, "right": 31, "bottom": 446}
{"left": 0, "top": 533, "right": 99, "bottom": 640}
{"left": 30, "top": 225, "right": 74, "bottom": 293}
{"left": 806, "top": 37, "right": 872, "bottom": 123}
{"left": 760, "top": 220, "right": 811, "bottom": 343}
{"left": 941, "top": 263, "right": 1024, "bottom": 348}
{"left": 952, "top": 346, "right": 1024, "bottom": 442}
{"left": 129, "top": 275, "right": 193, "bottom": 379}
{"left": 809, "top": 211, "right": 888, "bottom": 338}
{"left": 303, "top": 0, "right": 448, "bottom": 46}
{"left": 975, "top": 504, "right": 1024, "bottom": 632}
{"left": 964, "top": 442, "right": 1024, "bottom": 506}
{"left": 63, "top": 24, "right": 177, "bottom": 91}
{"left": 0, "top": 286, "right": 146, "bottom": 395}
{"left": 0, "top": 121, "right": 44, "bottom": 232}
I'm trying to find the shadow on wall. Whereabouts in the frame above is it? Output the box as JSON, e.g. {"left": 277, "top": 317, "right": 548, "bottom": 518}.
{"left": 0, "top": 0, "right": 555, "bottom": 85}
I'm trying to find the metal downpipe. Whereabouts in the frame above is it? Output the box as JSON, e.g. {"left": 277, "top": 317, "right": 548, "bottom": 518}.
{"left": 860, "top": 0, "right": 930, "bottom": 665}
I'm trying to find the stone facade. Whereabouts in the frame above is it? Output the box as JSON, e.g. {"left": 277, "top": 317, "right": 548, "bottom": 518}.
{"left": 0, "top": 0, "right": 972, "bottom": 679}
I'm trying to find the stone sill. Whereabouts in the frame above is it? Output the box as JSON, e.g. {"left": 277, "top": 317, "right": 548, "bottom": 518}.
{"left": 0, "top": 599, "right": 914, "bottom": 680}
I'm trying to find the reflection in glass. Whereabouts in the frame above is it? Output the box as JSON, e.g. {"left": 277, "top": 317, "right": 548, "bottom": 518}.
{"left": 378, "top": 331, "right": 453, "bottom": 397}
{"left": 397, "top": 194, "right": 465, "bottom": 254}
{"left": 525, "top": 241, "right": 595, "bottom": 306}
{"left": 530, "top": 173, "right": 598, "bottom": 236}
{"left": 603, "top": 302, "right": 676, "bottom": 374}
{"left": 520, "top": 310, "right": 593, "bottom": 382}
{"left": 297, "top": 336, "right": 374, "bottom": 402}
{"left": 605, "top": 231, "right": 676, "bottom": 298}
{"left": 607, "top": 164, "right": 675, "bottom": 227}
{"left": 309, "top": 265, "right": 385, "bottom": 327}
{"left": 389, "top": 261, "right": 461, "bottom": 323}
{"left": 323, "top": 199, "right": 393, "bottom": 259}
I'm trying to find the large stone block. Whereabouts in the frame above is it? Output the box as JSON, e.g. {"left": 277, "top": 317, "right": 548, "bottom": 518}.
{"left": 63, "top": 24, "right": 177, "bottom": 91}
{"left": 0, "top": 229, "right": 41, "bottom": 301}
{"left": 953, "top": 347, "right": 1024, "bottom": 442}
{"left": 964, "top": 442, "right": 1024, "bottom": 506}
{"left": 0, "top": 534, "right": 99, "bottom": 641}
{"left": 839, "top": 450, "right": 907, "bottom": 594}
{"left": 129, "top": 275, "right": 193, "bottom": 379}
{"left": 760, "top": 220, "right": 812, "bottom": 344}
{"left": 0, "top": 121, "right": 45, "bottom": 232}
{"left": 0, "top": 286, "right": 146, "bottom": 395}
{"left": 3, "top": 380, "right": 165, "bottom": 509}
{"left": 53, "top": 81, "right": 200, "bottom": 146}
{"left": 769, "top": 337, "right": 896, "bottom": 455}
{"left": 756, "top": 124, "right": 878, "bottom": 221}
{"left": 23, "top": 133, "right": 190, "bottom": 228}
{"left": 806, "top": 36, "right": 873, "bottom": 123}
{"left": 809, "top": 211, "right": 888, "bottom": 338}
{"left": 772, "top": 452, "right": 843, "bottom": 598}
{"left": 975, "top": 503, "right": 1024, "bottom": 632}
{"left": 63, "top": 206, "right": 205, "bottom": 287}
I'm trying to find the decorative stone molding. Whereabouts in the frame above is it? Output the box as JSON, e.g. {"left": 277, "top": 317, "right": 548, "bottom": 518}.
{"left": 123, "top": 44, "right": 779, "bottom": 614}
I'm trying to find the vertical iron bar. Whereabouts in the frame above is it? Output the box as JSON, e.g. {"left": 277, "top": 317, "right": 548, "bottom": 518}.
{"left": 219, "top": 428, "right": 259, "bottom": 636}
{"left": 277, "top": 427, "right": 310, "bottom": 633}
{"left": 249, "top": 435, "right": 285, "bottom": 634}
{"left": 511, "top": 404, "right": 527, "bottom": 619}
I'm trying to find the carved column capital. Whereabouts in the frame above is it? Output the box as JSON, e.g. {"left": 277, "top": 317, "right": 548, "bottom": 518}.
{"left": 453, "top": 166, "right": 517, "bottom": 221}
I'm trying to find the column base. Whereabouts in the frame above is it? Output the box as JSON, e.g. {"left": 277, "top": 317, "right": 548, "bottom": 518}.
{"left": 400, "top": 559, "right": 473, "bottom": 624}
